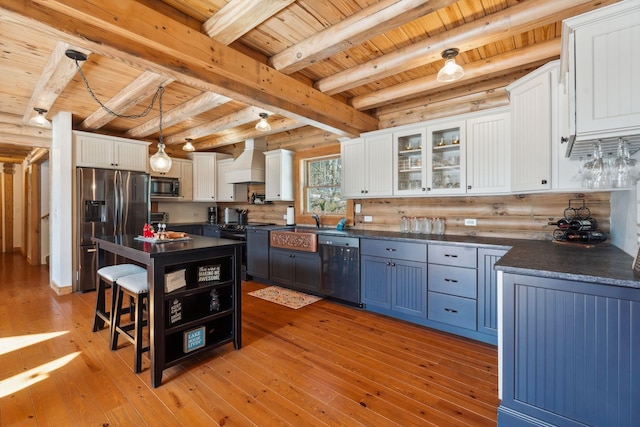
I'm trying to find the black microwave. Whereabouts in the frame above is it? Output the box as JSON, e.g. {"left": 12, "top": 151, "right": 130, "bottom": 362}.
{"left": 150, "top": 177, "right": 180, "bottom": 197}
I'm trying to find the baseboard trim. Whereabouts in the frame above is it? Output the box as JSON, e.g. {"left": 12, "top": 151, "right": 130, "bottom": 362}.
{"left": 50, "top": 279, "right": 72, "bottom": 296}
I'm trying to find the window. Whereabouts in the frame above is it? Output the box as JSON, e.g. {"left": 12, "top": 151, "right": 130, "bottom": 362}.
{"left": 304, "top": 155, "right": 345, "bottom": 215}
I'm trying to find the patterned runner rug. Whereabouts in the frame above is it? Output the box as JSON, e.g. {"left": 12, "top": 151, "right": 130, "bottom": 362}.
{"left": 248, "top": 286, "right": 322, "bottom": 309}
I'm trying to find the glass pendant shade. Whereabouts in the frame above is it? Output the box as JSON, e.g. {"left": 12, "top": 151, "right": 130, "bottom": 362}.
{"left": 29, "top": 108, "right": 51, "bottom": 128}
{"left": 255, "top": 113, "right": 271, "bottom": 132}
{"left": 150, "top": 143, "right": 172, "bottom": 173}
{"left": 182, "top": 138, "right": 196, "bottom": 152}
{"left": 436, "top": 48, "right": 464, "bottom": 82}
{"left": 437, "top": 58, "right": 464, "bottom": 82}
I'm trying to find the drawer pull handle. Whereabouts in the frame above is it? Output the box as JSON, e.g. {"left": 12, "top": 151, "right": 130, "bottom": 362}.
{"left": 444, "top": 254, "right": 458, "bottom": 258}
{"left": 386, "top": 248, "right": 396, "bottom": 252}
{"left": 444, "top": 278, "right": 458, "bottom": 283}
{"left": 444, "top": 308, "right": 458, "bottom": 314}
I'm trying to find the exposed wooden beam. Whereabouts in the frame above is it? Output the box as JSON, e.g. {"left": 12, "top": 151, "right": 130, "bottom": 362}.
{"left": 315, "top": 0, "right": 616, "bottom": 95}
{"left": 79, "top": 71, "right": 174, "bottom": 130}
{"left": 0, "top": 122, "right": 52, "bottom": 140}
{"left": 22, "top": 42, "right": 91, "bottom": 124}
{"left": 269, "top": 0, "right": 458, "bottom": 75}
{"left": 202, "top": 0, "right": 294, "bottom": 45}
{"left": 195, "top": 116, "right": 303, "bottom": 150}
{"left": 125, "top": 91, "right": 231, "bottom": 138}
{"left": 350, "top": 38, "right": 561, "bottom": 110}
{"left": 164, "top": 106, "right": 269, "bottom": 144}
{"left": 0, "top": 0, "right": 378, "bottom": 137}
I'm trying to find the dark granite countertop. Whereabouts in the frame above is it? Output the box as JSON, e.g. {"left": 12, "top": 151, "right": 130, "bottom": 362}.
{"left": 272, "top": 225, "right": 640, "bottom": 289}
{"left": 92, "top": 234, "right": 242, "bottom": 257}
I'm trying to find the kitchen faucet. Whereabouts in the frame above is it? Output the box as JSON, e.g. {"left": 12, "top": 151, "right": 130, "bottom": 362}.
{"left": 312, "top": 214, "right": 320, "bottom": 229}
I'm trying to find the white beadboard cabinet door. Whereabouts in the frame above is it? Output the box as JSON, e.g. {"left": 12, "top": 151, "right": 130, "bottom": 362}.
{"left": 508, "top": 66, "right": 553, "bottom": 192}
{"left": 466, "top": 111, "right": 510, "bottom": 194}
{"left": 190, "top": 153, "right": 219, "bottom": 201}
{"left": 574, "top": 4, "right": 640, "bottom": 137}
{"left": 341, "top": 138, "right": 366, "bottom": 198}
{"left": 364, "top": 133, "right": 393, "bottom": 197}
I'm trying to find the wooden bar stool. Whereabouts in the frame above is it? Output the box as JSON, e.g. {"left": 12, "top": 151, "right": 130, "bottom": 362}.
{"left": 110, "top": 272, "right": 150, "bottom": 373}
{"left": 93, "top": 264, "right": 146, "bottom": 333}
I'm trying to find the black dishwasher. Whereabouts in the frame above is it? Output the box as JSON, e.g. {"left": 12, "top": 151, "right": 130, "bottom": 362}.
{"left": 319, "top": 235, "right": 361, "bottom": 307}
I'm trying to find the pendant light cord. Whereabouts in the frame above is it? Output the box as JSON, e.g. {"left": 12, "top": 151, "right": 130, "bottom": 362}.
{"left": 72, "top": 59, "right": 164, "bottom": 120}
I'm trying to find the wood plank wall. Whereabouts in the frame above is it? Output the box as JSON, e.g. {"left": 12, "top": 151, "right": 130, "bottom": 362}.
{"left": 219, "top": 185, "right": 610, "bottom": 241}
{"left": 351, "top": 192, "right": 611, "bottom": 240}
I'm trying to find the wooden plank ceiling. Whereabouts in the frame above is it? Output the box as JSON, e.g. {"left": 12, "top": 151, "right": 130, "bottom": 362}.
{"left": 0, "top": 0, "right": 619, "bottom": 163}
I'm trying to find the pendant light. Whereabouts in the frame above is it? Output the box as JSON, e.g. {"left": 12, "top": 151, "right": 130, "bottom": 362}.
{"left": 65, "top": 49, "right": 171, "bottom": 172}
{"left": 437, "top": 48, "right": 464, "bottom": 82}
{"left": 255, "top": 113, "right": 271, "bottom": 132}
{"left": 182, "top": 138, "right": 196, "bottom": 152}
{"left": 148, "top": 86, "right": 172, "bottom": 173}
{"left": 29, "top": 108, "right": 51, "bottom": 128}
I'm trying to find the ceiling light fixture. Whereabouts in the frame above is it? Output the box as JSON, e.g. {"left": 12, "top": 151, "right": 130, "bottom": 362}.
{"left": 182, "top": 138, "right": 196, "bottom": 152}
{"left": 436, "top": 48, "right": 464, "bottom": 82}
{"left": 255, "top": 113, "right": 271, "bottom": 132}
{"left": 65, "top": 49, "right": 171, "bottom": 172}
{"left": 29, "top": 107, "right": 51, "bottom": 128}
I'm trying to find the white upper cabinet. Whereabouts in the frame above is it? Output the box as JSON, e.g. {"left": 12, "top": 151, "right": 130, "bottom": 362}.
{"left": 342, "top": 134, "right": 393, "bottom": 198}
{"left": 466, "top": 111, "right": 510, "bottom": 194}
{"left": 507, "top": 62, "right": 555, "bottom": 192}
{"left": 264, "top": 149, "right": 293, "bottom": 202}
{"left": 188, "top": 152, "right": 231, "bottom": 201}
{"left": 561, "top": 1, "right": 640, "bottom": 144}
{"left": 393, "top": 128, "right": 427, "bottom": 196}
{"left": 426, "top": 120, "right": 466, "bottom": 195}
{"left": 74, "top": 131, "right": 149, "bottom": 172}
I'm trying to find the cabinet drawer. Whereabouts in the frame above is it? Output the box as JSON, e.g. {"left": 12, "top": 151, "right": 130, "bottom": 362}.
{"left": 428, "top": 244, "right": 477, "bottom": 268}
{"left": 428, "top": 292, "right": 476, "bottom": 330}
{"left": 361, "top": 239, "right": 426, "bottom": 263}
{"left": 428, "top": 264, "right": 477, "bottom": 298}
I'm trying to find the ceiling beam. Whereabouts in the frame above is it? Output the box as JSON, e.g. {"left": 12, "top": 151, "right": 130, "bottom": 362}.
{"left": 202, "top": 0, "right": 295, "bottom": 45}
{"left": 269, "top": 0, "right": 458, "bottom": 75}
{"left": 0, "top": 0, "right": 378, "bottom": 137}
{"left": 195, "top": 116, "right": 303, "bottom": 150}
{"left": 350, "top": 38, "right": 561, "bottom": 110}
{"left": 315, "top": 0, "right": 616, "bottom": 95}
{"left": 164, "top": 106, "right": 271, "bottom": 144}
{"left": 22, "top": 41, "right": 91, "bottom": 124}
{"left": 125, "top": 91, "right": 232, "bottom": 138}
{"left": 79, "top": 71, "right": 174, "bottom": 130}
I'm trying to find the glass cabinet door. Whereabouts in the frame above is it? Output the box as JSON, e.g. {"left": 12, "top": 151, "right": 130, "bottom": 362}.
{"left": 393, "top": 128, "right": 426, "bottom": 195}
{"left": 427, "top": 121, "right": 466, "bottom": 194}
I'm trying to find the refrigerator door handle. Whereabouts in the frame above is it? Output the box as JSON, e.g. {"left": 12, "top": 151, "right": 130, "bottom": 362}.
{"left": 114, "top": 170, "right": 120, "bottom": 234}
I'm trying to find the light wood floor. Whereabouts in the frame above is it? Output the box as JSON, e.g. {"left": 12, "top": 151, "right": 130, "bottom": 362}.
{"left": 0, "top": 252, "right": 498, "bottom": 426}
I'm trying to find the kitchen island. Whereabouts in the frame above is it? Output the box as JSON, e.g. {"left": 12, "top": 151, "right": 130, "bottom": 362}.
{"left": 495, "top": 241, "right": 640, "bottom": 426}
{"left": 92, "top": 234, "right": 243, "bottom": 387}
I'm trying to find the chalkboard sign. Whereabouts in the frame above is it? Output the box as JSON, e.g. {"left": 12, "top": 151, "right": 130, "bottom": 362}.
{"left": 633, "top": 246, "right": 640, "bottom": 277}
{"left": 198, "top": 265, "right": 221, "bottom": 283}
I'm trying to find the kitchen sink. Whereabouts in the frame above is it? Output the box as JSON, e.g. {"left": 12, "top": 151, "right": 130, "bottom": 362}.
{"left": 270, "top": 230, "right": 318, "bottom": 252}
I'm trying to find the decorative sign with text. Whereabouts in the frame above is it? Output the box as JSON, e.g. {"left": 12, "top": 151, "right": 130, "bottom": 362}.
{"left": 197, "top": 265, "right": 221, "bottom": 283}
{"left": 183, "top": 326, "right": 206, "bottom": 353}
{"left": 169, "top": 298, "right": 183, "bottom": 325}
{"left": 165, "top": 269, "right": 186, "bottom": 293}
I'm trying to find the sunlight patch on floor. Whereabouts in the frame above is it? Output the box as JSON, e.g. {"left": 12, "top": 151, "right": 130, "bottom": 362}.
{"left": 0, "top": 331, "right": 69, "bottom": 356}
{"left": 0, "top": 352, "right": 80, "bottom": 398}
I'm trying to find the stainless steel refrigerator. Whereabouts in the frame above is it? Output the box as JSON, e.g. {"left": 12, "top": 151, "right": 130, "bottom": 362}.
{"left": 76, "top": 167, "right": 149, "bottom": 292}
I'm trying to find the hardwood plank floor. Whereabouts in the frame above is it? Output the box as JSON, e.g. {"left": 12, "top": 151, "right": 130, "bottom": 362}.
{"left": 0, "top": 252, "right": 499, "bottom": 426}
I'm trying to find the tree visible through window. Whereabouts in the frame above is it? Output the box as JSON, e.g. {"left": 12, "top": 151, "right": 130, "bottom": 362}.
{"left": 305, "top": 155, "right": 345, "bottom": 215}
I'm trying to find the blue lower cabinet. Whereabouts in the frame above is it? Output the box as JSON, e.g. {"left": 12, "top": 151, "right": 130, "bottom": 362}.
{"left": 427, "top": 292, "right": 476, "bottom": 330}
{"left": 500, "top": 273, "right": 640, "bottom": 426}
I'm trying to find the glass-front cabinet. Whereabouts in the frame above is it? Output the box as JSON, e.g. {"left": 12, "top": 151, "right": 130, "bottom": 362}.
{"left": 426, "top": 121, "right": 466, "bottom": 194}
{"left": 393, "top": 128, "right": 426, "bottom": 195}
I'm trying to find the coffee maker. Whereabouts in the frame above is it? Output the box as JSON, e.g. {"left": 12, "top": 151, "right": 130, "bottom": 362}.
{"left": 207, "top": 206, "right": 218, "bottom": 224}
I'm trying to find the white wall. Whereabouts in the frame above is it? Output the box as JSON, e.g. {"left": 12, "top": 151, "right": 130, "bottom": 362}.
{"left": 49, "top": 112, "right": 73, "bottom": 294}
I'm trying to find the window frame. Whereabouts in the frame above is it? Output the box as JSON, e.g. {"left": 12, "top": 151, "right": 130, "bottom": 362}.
{"left": 293, "top": 144, "right": 353, "bottom": 228}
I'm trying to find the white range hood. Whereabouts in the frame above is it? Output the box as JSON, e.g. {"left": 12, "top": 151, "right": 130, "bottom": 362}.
{"left": 225, "top": 138, "right": 266, "bottom": 184}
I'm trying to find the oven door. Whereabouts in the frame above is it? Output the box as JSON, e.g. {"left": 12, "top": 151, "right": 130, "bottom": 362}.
{"left": 219, "top": 230, "right": 246, "bottom": 241}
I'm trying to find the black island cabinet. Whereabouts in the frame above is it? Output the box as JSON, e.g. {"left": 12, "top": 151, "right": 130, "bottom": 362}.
{"left": 93, "top": 234, "right": 243, "bottom": 387}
